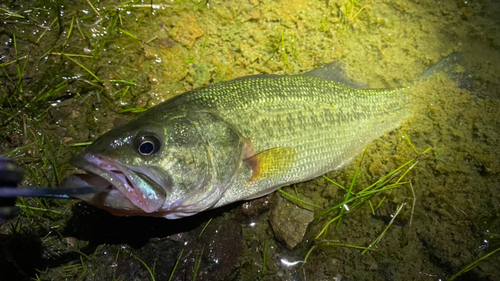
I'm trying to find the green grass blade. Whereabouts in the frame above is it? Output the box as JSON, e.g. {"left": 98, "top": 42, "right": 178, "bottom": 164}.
{"left": 281, "top": 30, "right": 288, "bottom": 67}
{"left": 69, "top": 142, "right": 93, "bottom": 147}
{"left": 2, "top": 140, "right": 39, "bottom": 157}
{"left": 61, "top": 53, "right": 101, "bottom": 82}
{"left": 168, "top": 249, "right": 184, "bottom": 281}
{"left": 402, "top": 130, "right": 418, "bottom": 154}
{"left": 261, "top": 242, "right": 267, "bottom": 276}
{"left": 322, "top": 175, "right": 347, "bottom": 192}
{"left": 0, "top": 55, "right": 28, "bottom": 67}
{"left": 448, "top": 247, "right": 500, "bottom": 281}
{"left": 322, "top": 242, "right": 378, "bottom": 252}
{"left": 199, "top": 217, "right": 213, "bottom": 237}
{"left": 132, "top": 254, "right": 156, "bottom": 281}
{"left": 316, "top": 214, "right": 342, "bottom": 238}
{"left": 362, "top": 203, "right": 405, "bottom": 254}
{"left": 336, "top": 146, "right": 367, "bottom": 227}
{"left": 116, "top": 107, "right": 148, "bottom": 113}
{"left": 51, "top": 52, "right": 94, "bottom": 58}
{"left": 119, "top": 28, "right": 138, "bottom": 40}
{"left": 278, "top": 189, "right": 321, "bottom": 208}
{"left": 192, "top": 248, "right": 203, "bottom": 281}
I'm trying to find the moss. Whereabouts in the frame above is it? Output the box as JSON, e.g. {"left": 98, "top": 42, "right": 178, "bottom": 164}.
{"left": 1, "top": 0, "right": 500, "bottom": 280}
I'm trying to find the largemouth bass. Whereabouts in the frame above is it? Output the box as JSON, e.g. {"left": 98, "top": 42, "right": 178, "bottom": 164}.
{"left": 62, "top": 55, "right": 465, "bottom": 219}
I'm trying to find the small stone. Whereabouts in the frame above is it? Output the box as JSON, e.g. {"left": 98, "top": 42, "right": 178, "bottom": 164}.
{"left": 240, "top": 193, "right": 276, "bottom": 218}
{"left": 200, "top": 218, "right": 243, "bottom": 276}
{"left": 64, "top": 237, "right": 78, "bottom": 247}
{"left": 70, "top": 110, "right": 80, "bottom": 119}
{"left": 270, "top": 195, "right": 314, "bottom": 249}
{"left": 143, "top": 45, "right": 158, "bottom": 60}
{"left": 167, "top": 233, "right": 184, "bottom": 242}
{"left": 169, "top": 13, "right": 204, "bottom": 49}
{"left": 155, "top": 37, "right": 176, "bottom": 49}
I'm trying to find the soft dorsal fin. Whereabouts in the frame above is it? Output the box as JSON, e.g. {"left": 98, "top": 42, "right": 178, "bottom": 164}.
{"left": 300, "top": 61, "right": 366, "bottom": 89}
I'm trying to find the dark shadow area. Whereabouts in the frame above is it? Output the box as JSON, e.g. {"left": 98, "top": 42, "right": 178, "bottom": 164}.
{"left": 0, "top": 201, "right": 244, "bottom": 281}
{"left": 0, "top": 233, "right": 43, "bottom": 281}
{"left": 63, "top": 202, "right": 241, "bottom": 248}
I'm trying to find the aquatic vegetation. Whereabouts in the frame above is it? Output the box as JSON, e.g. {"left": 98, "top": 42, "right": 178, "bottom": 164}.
{"left": 132, "top": 254, "right": 156, "bottom": 281}
{"left": 300, "top": 135, "right": 431, "bottom": 264}
{"left": 278, "top": 188, "right": 321, "bottom": 208}
{"left": 168, "top": 248, "right": 184, "bottom": 281}
{"left": 1, "top": 0, "right": 500, "bottom": 280}
{"left": 192, "top": 248, "right": 204, "bottom": 281}
{"left": 448, "top": 247, "right": 500, "bottom": 281}
{"left": 336, "top": 0, "right": 366, "bottom": 36}
{"left": 199, "top": 216, "right": 214, "bottom": 237}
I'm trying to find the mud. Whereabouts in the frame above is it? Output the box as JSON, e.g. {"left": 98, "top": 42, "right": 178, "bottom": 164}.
{"left": 1, "top": 0, "right": 500, "bottom": 280}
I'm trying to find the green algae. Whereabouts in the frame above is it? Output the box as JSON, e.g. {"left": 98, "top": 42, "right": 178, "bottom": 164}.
{"left": 1, "top": 0, "right": 500, "bottom": 280}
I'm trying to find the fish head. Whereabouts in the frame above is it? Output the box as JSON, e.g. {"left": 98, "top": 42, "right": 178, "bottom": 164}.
{"left": 65, "top": 114, "right": 220, "bottom": 219}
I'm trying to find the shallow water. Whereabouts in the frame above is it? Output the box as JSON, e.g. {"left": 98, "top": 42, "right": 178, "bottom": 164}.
{"left": 1, "top": 0, "right": 499, "bottom": 280}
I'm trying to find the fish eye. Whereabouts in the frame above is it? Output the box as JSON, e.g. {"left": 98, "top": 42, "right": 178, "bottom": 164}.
{"left": 135, "top": 135, "right": 161, "bottom": 156}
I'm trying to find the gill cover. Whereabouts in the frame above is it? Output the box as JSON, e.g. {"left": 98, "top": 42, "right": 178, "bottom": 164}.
{"left": 163, "top": 111, "right": 245, "bottom": 218}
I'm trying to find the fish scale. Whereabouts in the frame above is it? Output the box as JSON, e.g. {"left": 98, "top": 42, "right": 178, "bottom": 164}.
{"left": 166, "top": 75, "right": 410, "bottom": 207}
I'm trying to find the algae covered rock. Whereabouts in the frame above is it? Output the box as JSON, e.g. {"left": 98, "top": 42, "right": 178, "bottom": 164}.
{"left": 169, "top": 13, "right": 204, "bottom": 49}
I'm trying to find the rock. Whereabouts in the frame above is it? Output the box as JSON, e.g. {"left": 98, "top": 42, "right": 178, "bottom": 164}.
{"left": 240, "top": 193, "right": 276, "bottom": 218}
{"left": 270, "top": 195, "right": 314, "bottom": 249}
{"left": 155, "top": 37, "right": 176, "bottom": 49}
{"left": 160, "top": 45, "right": 189, "bottom": 83}
{"left": 199, "top": 218, "right": 243, "bottom": 277}
{"left": 169, "top": 13, "right": 204, "bottom": 49}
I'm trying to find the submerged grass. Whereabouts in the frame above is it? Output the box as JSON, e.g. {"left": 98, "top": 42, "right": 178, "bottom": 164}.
{"left": 259, "top": 241, "right": 275, "bottom": 278}
{"left": 297, "top": 134, "right": 432, "bottom": 264}
{"left": 448, "top": 246, "right": 500, "bottom": 281}
{"left": 0, "top": 2, "right": 149, "bottom": 279}
{"left": 132, "top": 254, "right": 156, "bottom": 281}
{"left": 448, "top": 245, "right": 500, "bottom": 281}
{"left": 320, "top": 241, "right": 377, "bottom": 252}
{"left": 0, "top": 7, "right": 25, "bottom": 19}
{"left": 199, "top": 216, "right": 214, "bottom": 237}
{"left": 61, "top": 53, "right": 102, "bottom": 83}
{"left": 168, "top": 248, "right": 184, "bottom": 281}
{"left": 68, "top": 142, "right": 93, "bottom": 147}
{"left": 278, "top": 189, "right": 321, "bottom": 208}
{"left": 116, "top": 107, "right": 148, "bottom": 114}
{"left": 192, "top": 248, "right": 204, "bottom": 281}
{"left": 337, "top": 0, "right": 366, "bottom": 36}
{"left": 361, "top": 202, "right": 405, "bottom": 254}
{"left": 261, "top": 242, "right": 267, "bottom": 276}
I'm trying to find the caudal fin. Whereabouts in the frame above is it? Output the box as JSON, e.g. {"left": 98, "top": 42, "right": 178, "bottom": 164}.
{"left": 418, "top": 52, "right": 473, "bottom": 91}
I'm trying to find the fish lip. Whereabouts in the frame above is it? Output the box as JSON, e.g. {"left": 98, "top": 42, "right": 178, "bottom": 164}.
{"left": 70, "top": 153, "right": 166, "bottom": 213}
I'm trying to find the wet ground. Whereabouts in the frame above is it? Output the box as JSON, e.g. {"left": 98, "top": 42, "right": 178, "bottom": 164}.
{"left": 1, "top": 0, "right": 500, "bottom": 280}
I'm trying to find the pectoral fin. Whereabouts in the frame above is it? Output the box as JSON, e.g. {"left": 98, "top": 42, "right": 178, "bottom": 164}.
{"left": 244, "top": 147, "right": 296, "bottom": 182}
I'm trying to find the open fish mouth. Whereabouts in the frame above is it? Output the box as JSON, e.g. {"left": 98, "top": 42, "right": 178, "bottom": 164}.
{"left": 67, "top": 154, "right": 167, "bottom": 214}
